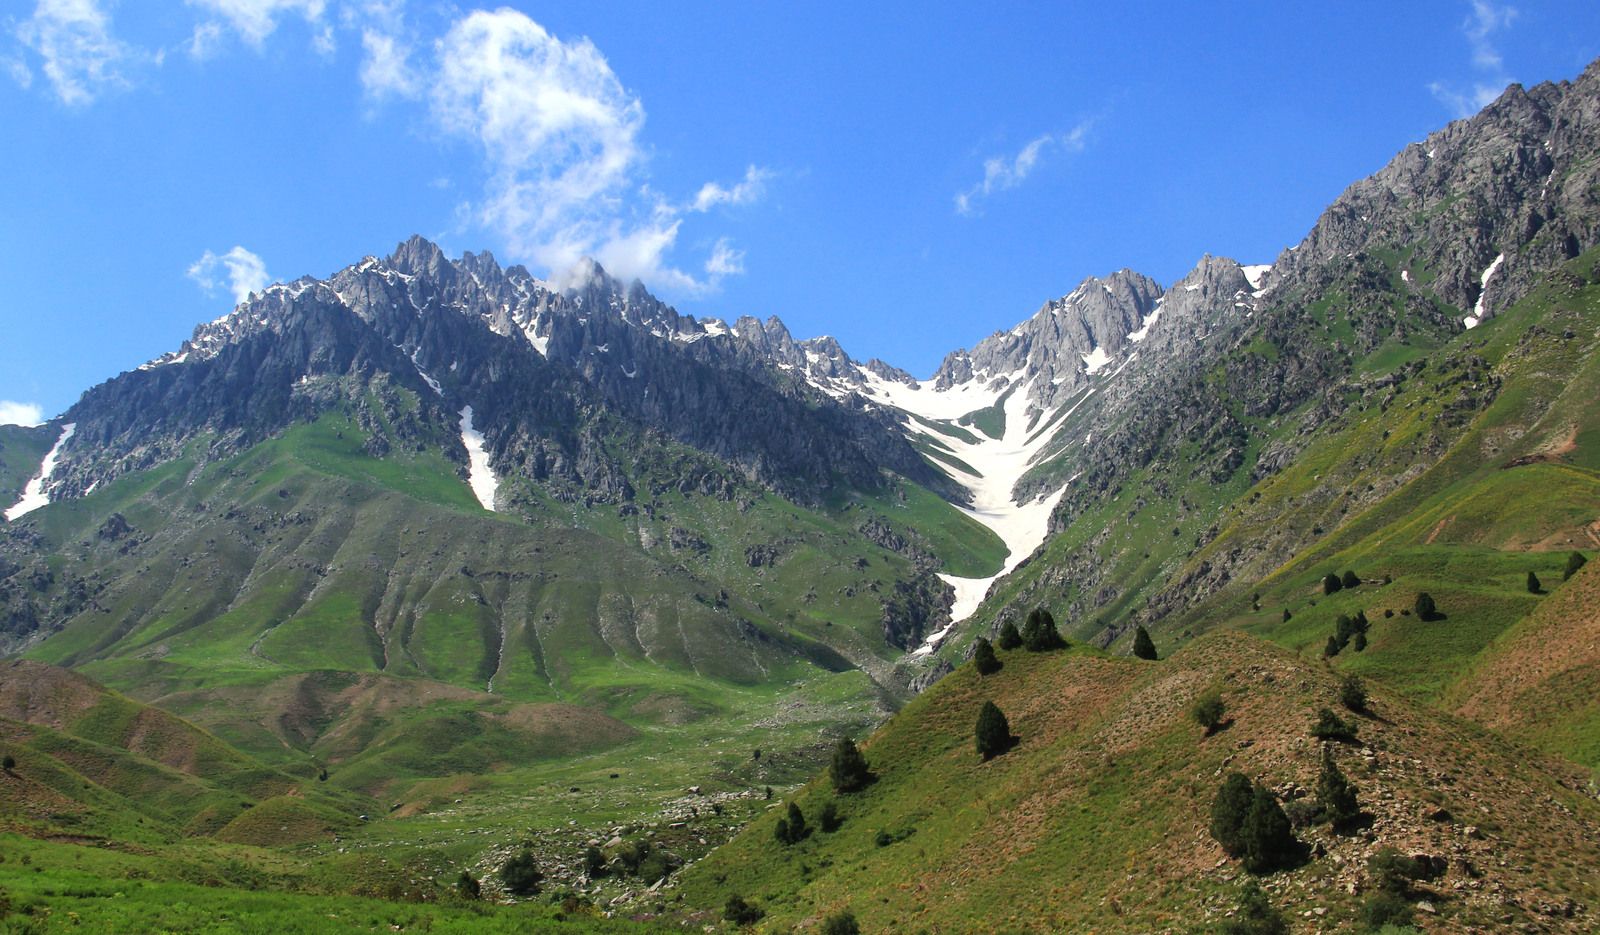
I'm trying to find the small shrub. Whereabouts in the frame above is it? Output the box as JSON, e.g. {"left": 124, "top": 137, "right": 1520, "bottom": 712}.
{"left": 820, "top": 910, "right": 860, "bottom": 935}
{"left": 1383, "top": 608, "right": 1394, "bottom": 618}
{"left": 1220, "top": 880, "right": 1290, "bottom": 935}
{"left": 1341, "top": 570, "right": 1360, "bottom": 589}
{"left": 1564, "top": 550, "right": 1588, "bottom": 580}
{"left": 786, "top": 802, "right": 809, "bottom": 841}
{"left": 1361, "top": 891, "right": 1415, "bottom": 930}
{"left": 1339, "top": 675, "right": 1367, "bottom": 712}
{"left": 723, "top": 895, "right": 765, "bottom": 926}
{"left": 1368, "top": 846, "right": 1426, "bottom": 894}
{"left": 582, "top": 846, "right": 606, "bottom": 878}
{"left": 1311, "top": 707, "right": 1358, "bottom": 742}
{"left": 975, "top": 701, "right": 1012, "bottom": 760}
{"left": 1316, "top": 755, "right": 1361, "bottom": 830}
{"left": 454, "top": 871, "right": 480, "bottom": 899}
{"left": 830, "top": 737, "right": 872, "bottom": 793}
{"left": 1351, "top": 631, "right": 1367, "bottom": 652}
{"left": 1323, "top": 635, "right": 1342, "bottom": 658}
{"left": 1323, "top": 573, "right": 1343, "bottom": 596}
{"left": 1131, "top": 626, "right": 1158, "bottom": 660}
{"left": 1414, "top": 592, "right": 1437, "bottom": 621}
{"left": 500, "top": 848, "right": 544, "bottom": 897}
{"left": 972, "top": 637, "right": 1001, "bottom": 675}
{"left": 1282, "top": 608, "right": 1292, "bottom": 622}
{"left": 996, "top": 621, "right": 1023, "bottom": 650}
{"left": 1527, "top": 570, "right": 1541, "bottom": 593}
{"left": 773, "top": 818, "right": 790, "bottom": 845}
{"left": 817, "top": 800, "right": 843, "bottom": 833}
{"left": 1282, "top": 797, "right": 1321, "bottom": 830}
{"left": 1191, "top": 689, "right": 1226, "bottom": 735}
{"left": 1, "top": 755, "right": 13, "bottom": 772}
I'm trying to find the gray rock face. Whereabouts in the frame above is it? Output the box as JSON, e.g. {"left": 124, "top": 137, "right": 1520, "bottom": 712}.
{"left": 1267, "top": 60, "right": 1600, "bottom": 323}
{"left": 54, "top": 236, "right": 957, "bottom": 509}
{"left": 929, "top": 269, "right": 1162, "bottom": 409}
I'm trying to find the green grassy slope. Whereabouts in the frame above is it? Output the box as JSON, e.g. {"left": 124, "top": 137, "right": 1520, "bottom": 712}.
{"left": 683, "top": 634, "right": 1600, "bottom": 934}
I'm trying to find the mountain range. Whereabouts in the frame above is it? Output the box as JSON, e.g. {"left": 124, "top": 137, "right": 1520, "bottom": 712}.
{"left": 2, "top": 53, "right": 1600, "bottom": 935}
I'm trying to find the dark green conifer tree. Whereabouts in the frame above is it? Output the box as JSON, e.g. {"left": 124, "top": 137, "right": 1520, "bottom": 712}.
{"left": 1527, "top": 570, "right": 1541, "bottom": 593}
{"left": 973, "top": 637, "right": 1002, "bottom": 675}
{"left": 1131, "top": 626, "right": 1158, "bottom": 660}
{"left": 1564, "top": 551, "right": 1588, "bottom": 580}
{"left": 1240, "top": 784, "right": 1297, "bottom": 874}
{"left": 1341, "top": 570, "right": 1360, "bottom": 590}
{"left": 829, "top": 737, "right": 872, "bottom": 793}
{"left": 975, "top": 700, "right": 1012, "bottom": 760}
{"left": 1210, "top": 771, "right": 1255, "bottom": 854}
{"left": 996, "top": 621, "right": 1023, "bottom": 650}
{"left": 1322, "top": 573, "right": 1343, "bottom": 596}
{"left": 1414, "top": 592, "right": 1437, "bottom": 621}
{"left": 1316, "top": 754, "right": 1361, "bottom": 831}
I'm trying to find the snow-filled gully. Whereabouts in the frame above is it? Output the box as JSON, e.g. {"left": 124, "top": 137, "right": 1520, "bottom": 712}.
{"left": 858, "top": 374, "right": 1070, "bottom": 655}
{"left": 5, "top": 423, "right": 76, "bottom": 521}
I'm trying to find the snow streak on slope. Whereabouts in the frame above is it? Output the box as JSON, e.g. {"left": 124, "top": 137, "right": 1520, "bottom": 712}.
{"left": 1463, "top": 253, "right": 1505, "bottom": 329}
{"left": 859, "top": 372, "right": 1068, "bottom": 650}
{"left": 5, "top": 423, "right": 76, "bottom": 521}
{"left": 458, "top": 406, "right": 499, "bottom": 512}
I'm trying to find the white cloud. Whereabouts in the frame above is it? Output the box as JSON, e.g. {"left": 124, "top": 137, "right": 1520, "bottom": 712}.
{"left": 188, "top": 246, "right": 271, "bottom": 304}
{"left": 690, "top": 166, "right": 771, "bottom": 212}
{"left": 184, "top": 0, "right": 327, "bottom": 57}
{"left": 955, "top": 122, "right": 1092, "bottom": 216}
{"left": 704, "top": 238, "right": 745, "bottom": 277}
{"left": 1430, "top": 2, "right": 1516, "bottom": 118}
{"left": 10, "top": 0, "right": 138, "bottom": 105}
{"left": 359, "top": 26, "right": 417, "bottom": 98}
{"left": 427, "top": 8, "right": 765, "bottom": 296}
{"left": 0, "top": 401, "right": 45, "bottom": 427}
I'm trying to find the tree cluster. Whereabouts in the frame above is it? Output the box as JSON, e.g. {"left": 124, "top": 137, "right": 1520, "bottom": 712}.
{"left": 1323, "top": 610, "right": 1369, "bottom": 658}
{"left": 1020, "top": 607, "right": 1066, "bottom": 652}
{"left": 774, "top": 801, "right": 810, "bottom": 845}
{"left": 1210, "top": 772, "right": 1298, "bottom": 874}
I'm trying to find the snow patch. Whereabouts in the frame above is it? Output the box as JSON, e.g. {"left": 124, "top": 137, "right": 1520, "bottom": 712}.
{"left": 1240, "top": 265, "right": 1272, "bottom": 289}
{"left": 1127, "top": 300, "right": 1163, "bottom": 343}
{"left": 1401, "top": 270, "right": 1411, "bottom": 283}
{"left": 1463, "top": 252, "right": 1505, "bottom": 329}
{"left": 5, "top": 423, "right": 76, "bottom": 521}
{"left": 407, "top": 348, "right": 443, "bottom": 396}
{"left": 458, "top": 407, "right": 499, "bottom": 512}
{"left": 1081, "top": 346, "right": 1112, "bottom": 375}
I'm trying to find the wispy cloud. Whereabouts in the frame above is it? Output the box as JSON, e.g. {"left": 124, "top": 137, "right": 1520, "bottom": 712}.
{"left": 8, "top": 3, "right": 764, "bottom": 299}
{"left": 184, "top": 0, "right": 328, "bottom": 58}
{"left": 955, "top": 121, "right": 1093, "bottom": 216}
{"left": 1430, "top": 1, "right": 1517, "bottom": 117}
{"left": 9, "top": 0, "right": 140, "bottom": 105}
{"left": 0, "top": 401, "right": 45, "bottom": 427}
{"left": 188, "top": 246, "right": 271, "bottom": 303}
{"left": 423, "top": 8, "right": 765, "bottom": 296}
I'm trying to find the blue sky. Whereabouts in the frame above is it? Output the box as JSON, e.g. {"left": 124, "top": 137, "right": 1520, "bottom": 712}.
{"left": 2, "top": 1, "right": 1598, "bottom": 424}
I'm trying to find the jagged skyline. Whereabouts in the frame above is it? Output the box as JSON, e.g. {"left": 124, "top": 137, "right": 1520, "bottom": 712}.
{"left": 3, "top": 1, "right": 1599, "bottom": 422}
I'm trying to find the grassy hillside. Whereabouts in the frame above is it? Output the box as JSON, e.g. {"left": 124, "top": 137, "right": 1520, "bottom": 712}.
{"left": 1452, "top": 556, "right": 1600, "bottom": 767}
{"left": 683, "top": 633, "right": 1600, "bottom": 934}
